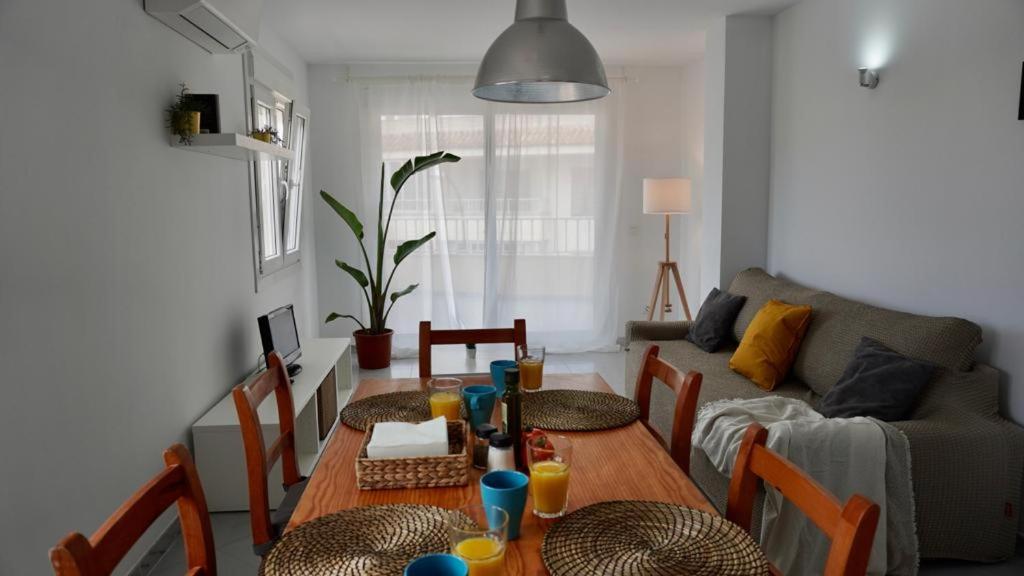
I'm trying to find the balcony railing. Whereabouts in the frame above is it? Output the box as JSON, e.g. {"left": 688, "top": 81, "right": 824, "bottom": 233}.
{"left": 387, "top": 216, "right": 595, "bottom": 256}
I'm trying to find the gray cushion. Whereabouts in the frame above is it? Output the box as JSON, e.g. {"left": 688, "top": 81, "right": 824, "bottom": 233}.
{"left": 271, "top": 477, "right": 309, "bottom": 534}
{"left": 728, "top": 268, "right": 982, "bottom": 396}
{"left": 686, "top": 288, "right": 747, "bottom": 353}
{"left": 819, "top": 337, "right": 937, "bottom": 421}
{"left": 254, "top": 477, "right": 309, "bottom": 556}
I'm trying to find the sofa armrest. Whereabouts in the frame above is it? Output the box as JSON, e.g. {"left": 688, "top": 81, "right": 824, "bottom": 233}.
{"left": 912, "top": 363, "right": 1001, "bottom": 419}
{"left": 891, "top": 413, "right": 1024, "bottom": 560}
{"left": 624, "top": 320, "right": 692, "bottom": 347}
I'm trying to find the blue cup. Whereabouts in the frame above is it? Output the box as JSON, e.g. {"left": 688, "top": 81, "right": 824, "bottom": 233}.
{"left": 462, "top": 385, "right": 497, "bottom": 431}
{"left": 405, "top": 554, "right": 468, "bottom": 576}
{"left": 489, "top": 360, "right": 517, "bottom": 395}
{"left": 480, "top": 470, "right": 530, "bottom": 540}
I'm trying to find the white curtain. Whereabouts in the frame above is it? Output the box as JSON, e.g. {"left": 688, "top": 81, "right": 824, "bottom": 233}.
{"left": 355, "top": 77, "right": 625, "bottom": 353}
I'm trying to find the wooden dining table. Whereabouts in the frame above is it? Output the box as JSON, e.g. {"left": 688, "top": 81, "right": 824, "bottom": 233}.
{"left": 288, "top": 373, "right": 716, "bottom": 575}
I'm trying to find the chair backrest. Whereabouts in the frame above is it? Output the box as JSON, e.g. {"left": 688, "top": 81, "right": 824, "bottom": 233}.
{"left": 49, "top": 444, "right": 215, "bottom": 576}
{"left": 632, "top": 344, "right": 702, "bottom": 474}
{"left": 418, "top": 319, "right": 527, "bottom": 378}
{"left": 726, "top": 423, "right": 880, "bottom": 576}
{"left": 232, "top": 351, "right": 302, "bottom": 551}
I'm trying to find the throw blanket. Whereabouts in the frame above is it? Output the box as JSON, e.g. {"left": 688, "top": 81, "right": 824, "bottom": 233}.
{"left": 693, "top": 397, "right": 918, "bottom": 576}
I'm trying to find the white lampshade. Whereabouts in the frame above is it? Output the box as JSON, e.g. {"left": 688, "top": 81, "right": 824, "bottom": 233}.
{"left": 643, "top": 178, "right": 691, "bottom": 214}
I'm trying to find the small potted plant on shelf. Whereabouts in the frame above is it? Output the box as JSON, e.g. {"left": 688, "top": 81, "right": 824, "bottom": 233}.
{"left": 165, "top": 83, "right": 201, "bottom": 145}
{"left": 321, "top": 151, "right": 461, "bottom": 369}
{"left": 249, "top": 126, "right": 281, "bottom": 145}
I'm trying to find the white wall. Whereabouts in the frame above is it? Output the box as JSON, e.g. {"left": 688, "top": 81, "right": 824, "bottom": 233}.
{"left": 702, "top": 15, "right": 774, "bottom": 297}
{"left": 620, "top": 66, "right": 705, "bottom": 325}
{"left": 681, "top": 59, "right": 706, "bottom": 305}
{"left": 308, "top": 63, "right": 705, "bottom": 344}
{"left": 702, "top": 19, "right": 727, "bottom": 299}
{"left": 769, "top": 0, "right": 1024, "bottom": 423}
{"left": 0, "top": 1, "right": 315, "bottom": 573}
{"left": 721, "top": 16, "right": 773, "bottom": 290}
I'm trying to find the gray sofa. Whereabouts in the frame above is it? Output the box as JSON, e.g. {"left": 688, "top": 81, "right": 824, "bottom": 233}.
{"left": 625, "top": 268, "right": 1024, "bottom": 562}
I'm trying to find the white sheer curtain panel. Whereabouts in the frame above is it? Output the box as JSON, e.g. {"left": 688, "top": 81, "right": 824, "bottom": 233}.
{"left": 354, "top": 77, "right": 626, "bottom": 354}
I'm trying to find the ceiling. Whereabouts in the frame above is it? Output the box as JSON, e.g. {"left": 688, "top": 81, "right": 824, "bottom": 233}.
{"left": 264, "top": 0, "right": 797, "bottom": 65}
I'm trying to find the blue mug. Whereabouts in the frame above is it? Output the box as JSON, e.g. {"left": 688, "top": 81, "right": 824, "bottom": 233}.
{"left": 462, "top": 385, "right": 497, "bottom": 431}
{"left": 480, "top": 470, "right": 530, "bottom": 540}
{"left": 489, "top": 360, "right": 517, "bottom": 395}
{"left": 405, "top": 554, "right": 468, "bottom": 576}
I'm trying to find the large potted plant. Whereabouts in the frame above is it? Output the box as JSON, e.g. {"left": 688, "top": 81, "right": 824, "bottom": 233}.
{"left": 321, "top": 151, "right": 460, "bottom": 369}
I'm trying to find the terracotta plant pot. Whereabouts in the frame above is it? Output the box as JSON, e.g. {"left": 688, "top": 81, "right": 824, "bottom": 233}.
{"left": 353, "top": 329, "right": 393, "bottom": 369}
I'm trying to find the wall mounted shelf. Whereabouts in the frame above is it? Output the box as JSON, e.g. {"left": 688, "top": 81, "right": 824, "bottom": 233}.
{"left": 171, "top": 133, "right": 295, "bottom": 162}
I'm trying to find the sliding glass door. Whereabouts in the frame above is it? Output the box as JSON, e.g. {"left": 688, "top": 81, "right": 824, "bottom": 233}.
{"left": 357, "top": 79, "right": 623, "bottom": 352}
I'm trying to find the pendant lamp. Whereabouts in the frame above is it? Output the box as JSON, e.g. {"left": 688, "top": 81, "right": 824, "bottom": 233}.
{"left": 473, "top": 0, "right": 610, "bottom": 103}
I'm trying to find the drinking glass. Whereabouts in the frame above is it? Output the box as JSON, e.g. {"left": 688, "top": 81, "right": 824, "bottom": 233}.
{"left": 517, "top": 346, "right": 545, "bottom": 392}
{"left": 527, "top": 435, "right": 572, "bottom": 518}
{"left": 429, "top": 378, "right": 464, "bottom": 421}
{"left": 448, "top": 505, "right": 508, "bottom": 576}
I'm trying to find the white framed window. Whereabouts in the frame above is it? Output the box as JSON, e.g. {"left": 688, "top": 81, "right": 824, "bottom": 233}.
{"left": 244, "top": 51, "right": 309, "bottom": 285}
{"left": 284, "top": 106, "right": 310, "bottom": 266}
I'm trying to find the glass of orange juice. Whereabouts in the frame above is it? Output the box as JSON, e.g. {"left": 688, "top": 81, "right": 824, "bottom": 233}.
{"left": 527, "top": 435, "right": 572, "bottom": 518}
{"left": 429, "top": 378, "right": 463, "bottom": 421}
{"left": 517, "top": 346, "right": 545, "bottom": 392}
{"left": 448, "top": 505, "right": 507, "bottom": 576}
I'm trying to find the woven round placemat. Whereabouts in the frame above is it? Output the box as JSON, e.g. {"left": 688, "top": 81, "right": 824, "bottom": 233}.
{"left": 340, "top": 391, "right": 431, "bottom": 431}
{"left": 523, "top": 389, "right": 640, "bottom": 431}
{"left": 260, "top": 505, "right": 458, "bottom": 576}
{"left": 341, "top": 391, "right": 469, "bottom": 431}
{"left": 542, "top": 501, "right": 770, "bottom": 576}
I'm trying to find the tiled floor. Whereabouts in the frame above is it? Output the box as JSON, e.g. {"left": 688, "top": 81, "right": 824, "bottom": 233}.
{"left": 146, "top": 349, "right": 1023, "bottom": 575}
{"left": 147, "top": 513, "right": 261, "bottom": 576}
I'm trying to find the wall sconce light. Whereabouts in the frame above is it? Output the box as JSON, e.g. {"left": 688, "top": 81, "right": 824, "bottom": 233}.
{"left": 859, "top": 67, "right": 880, "bottom": 89}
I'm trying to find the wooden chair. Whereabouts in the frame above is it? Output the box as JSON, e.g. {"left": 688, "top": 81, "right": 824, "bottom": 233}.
{"left": 49, "top": 444, "right": 215, "bottom": 576}
{"left": 726, "top": 423, "right": 880, "bottom": 576}
{"left": 232, "top": 351, "right": 307, "bottom": 556}
{"left": 633, "top": 344, "right": 702, "bottom": 474}
{"left": 418, "top": 319, "right": 527, "bottom": 378}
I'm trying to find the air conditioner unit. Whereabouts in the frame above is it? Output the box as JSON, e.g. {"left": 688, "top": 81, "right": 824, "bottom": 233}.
{"left": 145, "top": 0, "right": 263, "bottom": 54}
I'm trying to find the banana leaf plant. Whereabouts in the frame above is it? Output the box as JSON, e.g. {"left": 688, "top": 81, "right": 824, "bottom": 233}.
{"left": 321, "top": 151, "right": 461, "bottom": 335}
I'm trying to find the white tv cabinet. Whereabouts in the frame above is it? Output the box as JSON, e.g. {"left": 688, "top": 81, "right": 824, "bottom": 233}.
{"left": 192, "top": 338, "right": 352, "bottom": 511}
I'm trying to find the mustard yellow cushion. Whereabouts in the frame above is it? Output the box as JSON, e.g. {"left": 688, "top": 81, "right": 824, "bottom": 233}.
{"left": 729, "top": 299, "right": 813, "bottom": 391}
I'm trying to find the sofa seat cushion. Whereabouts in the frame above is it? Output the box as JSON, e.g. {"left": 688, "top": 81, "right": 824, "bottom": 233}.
{"left": 626, "top": 339, "right": 818, "bottom": 443}
{"left": 728, "top": 269, "right": 983, "bottom": 396}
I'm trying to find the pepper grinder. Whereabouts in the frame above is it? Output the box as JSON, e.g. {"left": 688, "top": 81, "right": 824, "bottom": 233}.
{"left": 502, "top": 368, "right": 524, "bottom": 470}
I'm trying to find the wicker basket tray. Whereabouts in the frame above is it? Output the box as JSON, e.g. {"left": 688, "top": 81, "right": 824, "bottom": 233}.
{"left": 356, "top": 420, "right": 469, "bottom": 490}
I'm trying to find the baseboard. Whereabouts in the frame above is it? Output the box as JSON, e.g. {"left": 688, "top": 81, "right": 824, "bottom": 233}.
{"left": 125, "top": 517, "right": 181, "bottom": 576}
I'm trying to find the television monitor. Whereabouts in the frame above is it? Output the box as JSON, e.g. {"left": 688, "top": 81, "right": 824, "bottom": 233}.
{"left": 258, "top": 305, "right": 302, "bottom": 377}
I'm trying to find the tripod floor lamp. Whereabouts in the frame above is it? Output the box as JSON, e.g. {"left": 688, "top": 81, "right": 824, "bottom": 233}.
{"left": 643, "top": 178, "right": 692, "bottom": 321}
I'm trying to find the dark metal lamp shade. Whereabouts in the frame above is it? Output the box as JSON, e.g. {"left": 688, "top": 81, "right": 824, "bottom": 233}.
{"left": 473, "top": 0, "right": 610, "bottom": 103}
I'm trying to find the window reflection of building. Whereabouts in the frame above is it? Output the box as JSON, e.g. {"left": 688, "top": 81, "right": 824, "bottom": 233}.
{"left": 380, "top": 113, "right": 597, "bottom": 256}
